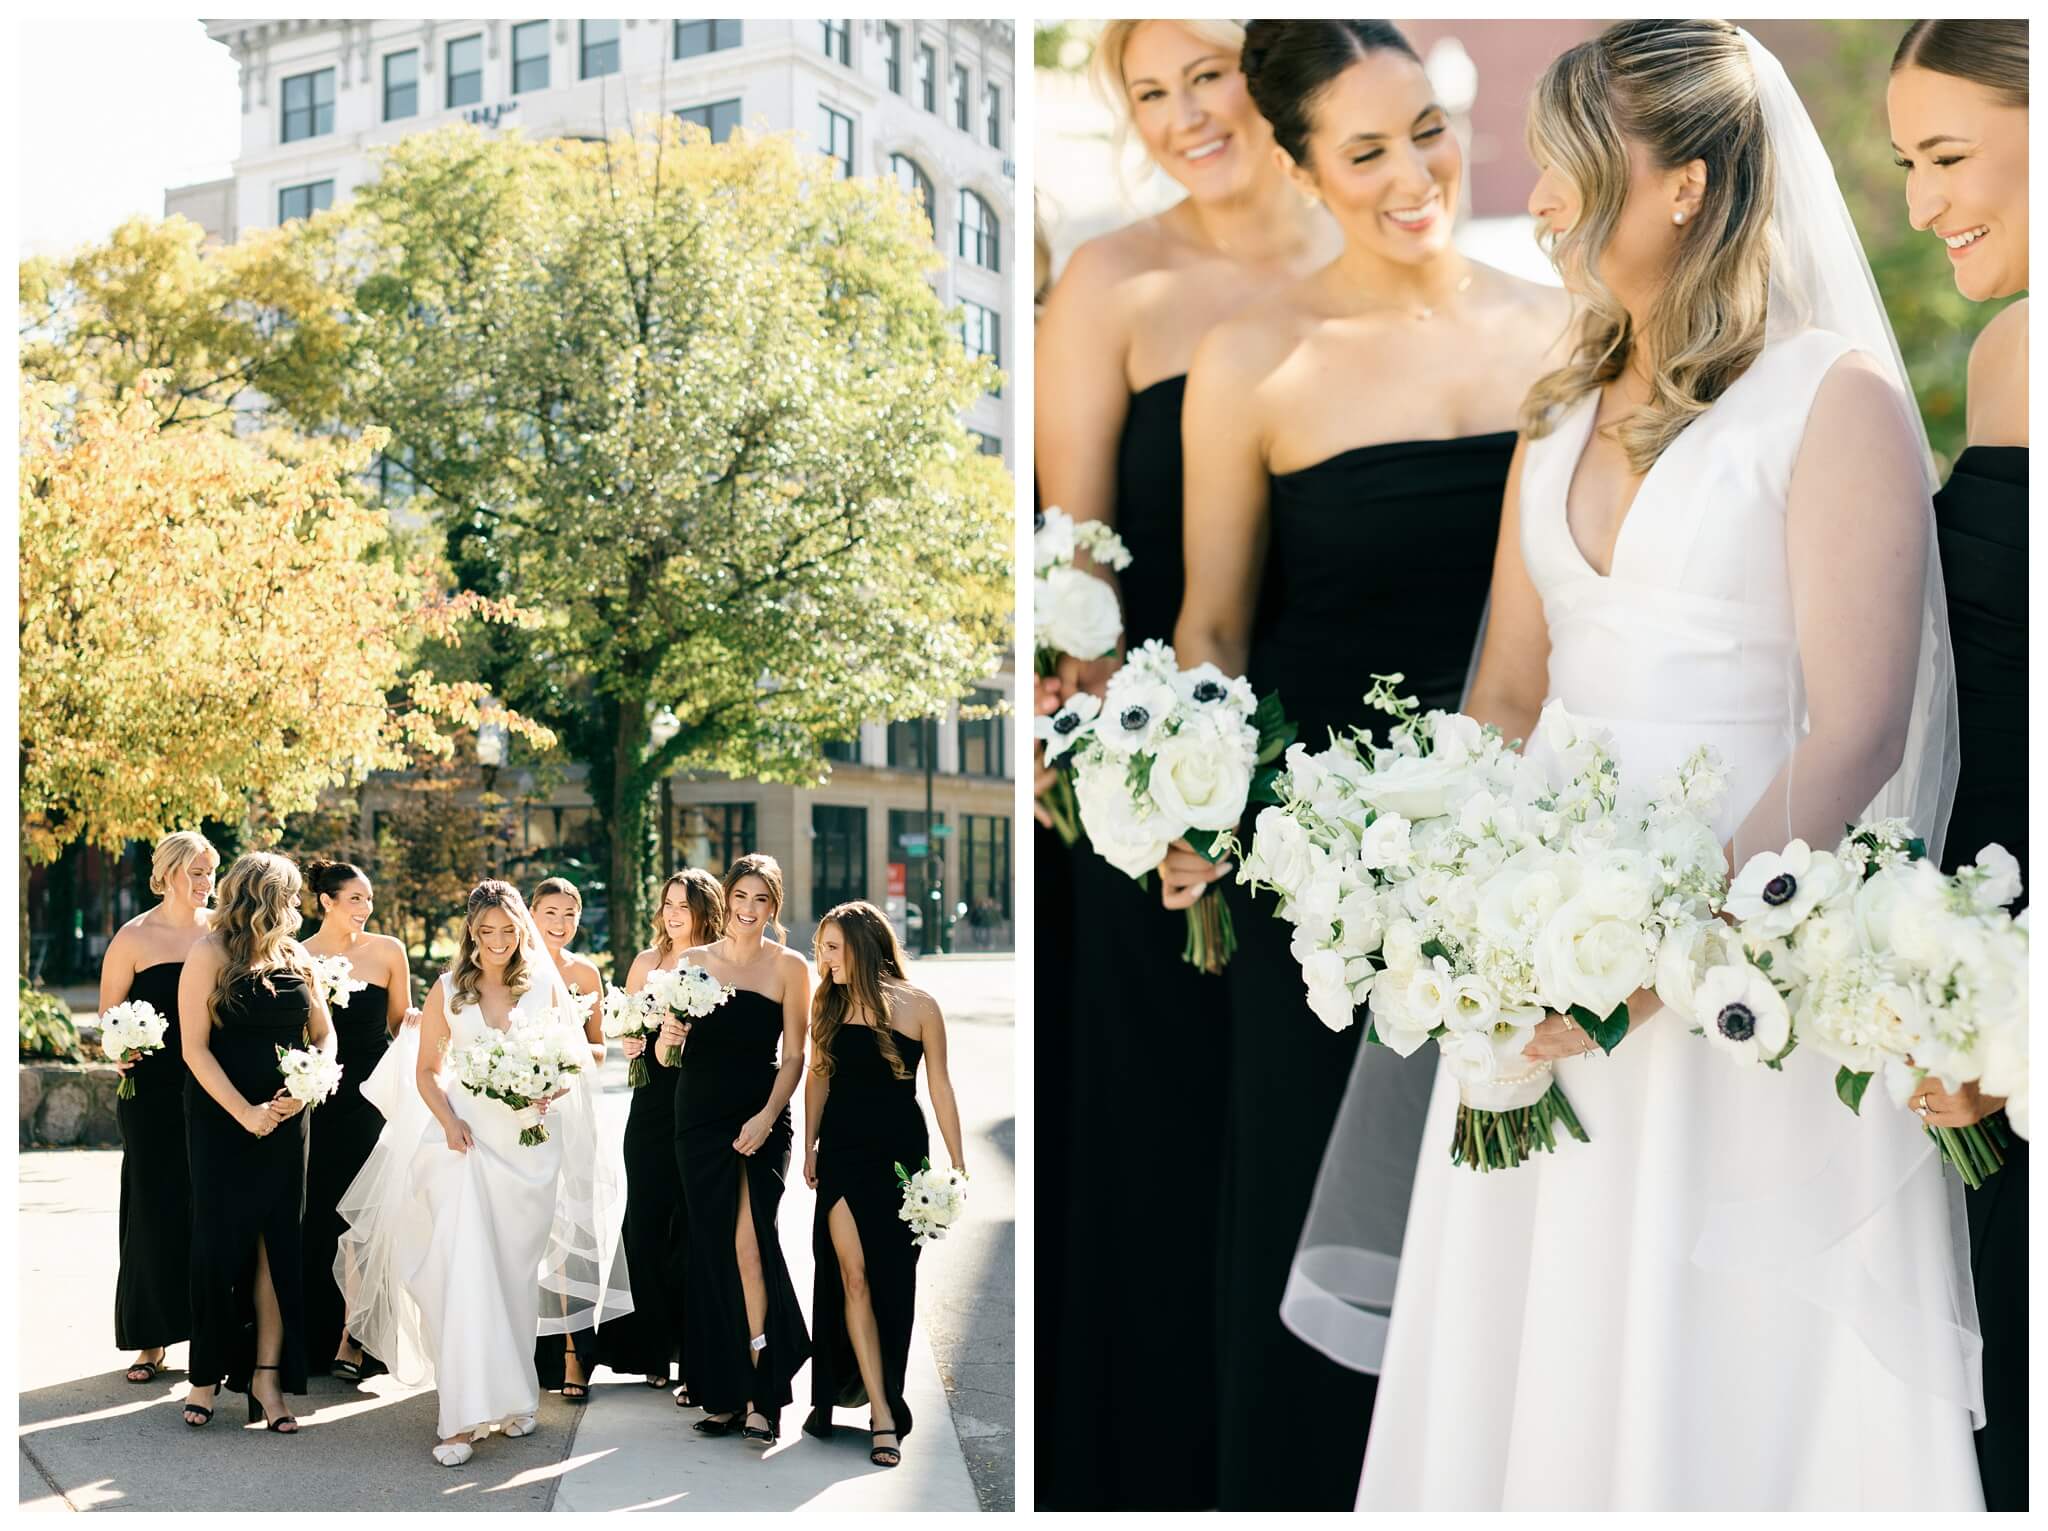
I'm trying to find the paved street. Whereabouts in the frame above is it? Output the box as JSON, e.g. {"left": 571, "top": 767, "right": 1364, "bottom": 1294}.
{"left": 19, "top": 955, "right": 1014, "bottom": 1512}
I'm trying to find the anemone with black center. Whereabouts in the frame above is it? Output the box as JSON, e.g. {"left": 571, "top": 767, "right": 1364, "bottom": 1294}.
{"left": 1119, "top": 705, "right": 1150, "bottom": 731}
{"left": 1192, "top": 680, "right": 1227, "bottom": 704}
{"left": 1052, "top": 711, "right": 1082, "bottom": 736}
{"left": 1034, "top": 510, "right": 1045, "bottom": 531}
{"left": 1761, "top": 873, "right": 1798, "bottom": 907}
{"left": 1716, "top": 1003, "right": 1757, "bottom": 1042}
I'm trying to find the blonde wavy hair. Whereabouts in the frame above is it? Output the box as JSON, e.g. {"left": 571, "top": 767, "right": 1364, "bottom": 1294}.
{"left": 653, "top": 868, "right": 726, "bottom": 962}
{"left": 1090, "top": 19, "right": 1250, "bottom": 165}
{"left": 207, "top": 852, "right": 313, "bottom": 1028}
{"left": 450, "top": 880, "right": 536, "bottom": 1010}
{"left": 811, "top": 902, "right": 914, "bottom": 1083}
{"left": 149, "top": 831, "right": 216, "bottom": 897}
{"left": 1520, "top": 19, "right": 1775, "bottom": 473}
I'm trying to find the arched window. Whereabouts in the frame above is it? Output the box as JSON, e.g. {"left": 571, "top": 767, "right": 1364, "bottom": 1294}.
{"left": 891, "top": 153, "right": 936, "bottom": 243}
{"left": 957, "top": 188, "right": 999, "bottom": 272}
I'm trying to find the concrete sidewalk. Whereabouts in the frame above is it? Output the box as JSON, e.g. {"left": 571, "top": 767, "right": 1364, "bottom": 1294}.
{"left": 18, "top": 957, "right": 1012, "bottom": 1513}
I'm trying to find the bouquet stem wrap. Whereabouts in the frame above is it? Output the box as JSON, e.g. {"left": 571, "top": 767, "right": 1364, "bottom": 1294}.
{"left": 1185, "top": 894, "right": 1235, "bottom": 976}
{"left": 1450, "top": 1063, "right": 1587, "bottom": 1172}
{"left": 511, "top": 1103, "right": 548, "bottom": 1147}
{"left": 1929, "top": 1112, "right": 2008, "bottom": 1192}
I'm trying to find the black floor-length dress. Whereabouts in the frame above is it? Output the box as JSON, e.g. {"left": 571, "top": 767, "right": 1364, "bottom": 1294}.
{"left": 1217, "top": 433, "right": 1512, "bottom": 1510}
{"left": 185, "top": 970, "right": 313, "bottom": 1395}
{"left": 300, "top": 973, "right": 388, "bottom": 1366}
{"left": 113, "top": 960, "right": 193, "bottom": 1353}
{"left": 1039, "top": 373, "right": 1235, "bottom": 1511}
{"left": 674, "top": 988, "right": 809, "bottom": 1424}
{"left": 804, "top": 1022, "right": 930, "bottom": 1440}
{"left": 1934, "top": 442, "right": 2028, "bottom": 1512}
{"left": 592, "top": 1039, "right": 690, "bottom": 1386}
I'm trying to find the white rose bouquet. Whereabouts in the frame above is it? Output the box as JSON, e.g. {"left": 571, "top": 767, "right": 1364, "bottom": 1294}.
{"left": 274, "top": 1044, "right": 344, "bottom": 1107}
{"left": 1032, "top": 506, "right": 1133, "bottom": 847}
{"left": 1684, "top": 819, "right": 2028, "bottom": 1187}
{"left": 1241, "top": 676, "right": 1730, "bottom": 1170}
{"left": 308, "top": 953, "right": 369, "bottom": 1013}
{"left": 894, "top": 1157, "right": 969, "bottom": 1246}
{"left": 445, "top": 1008, "right": 585, "bottom": 1146}
{"left": 598, "top": 983, "right": 664, "bottom": 1088}
{"left": 98, "top": 1000, "right": 170, "bottom": 1101}
{"left": 643, "top": 960, "right": 738, "bottom": 1066}
{"left": 1045, "top": 639, "right": 1295, "bottom": 973}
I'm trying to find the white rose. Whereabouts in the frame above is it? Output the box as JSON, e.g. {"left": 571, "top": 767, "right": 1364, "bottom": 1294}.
{"left": 1241, "top": 808, "right": 1315, "bottom": 899}
{"left": 1032, "top": 505, "right": 1077, "bottom": 573}
{"left": 1533, "top": 896, "right": 1653, "bottom": 1019}
{"left": 1727, "top": 840, "right": 1850, "bottom": 939}
{"left": 1146, "top": 718, "right": 1254, "bottom": 832}
{"left": 1074, "top": 757, "right": 1173, "bottom": 879}
{"left": 1445, "top": 973, "right": 1500, "bottom": 1033}
{"left": 1403, "top": 960, "right": 1455, "bottom": 1029}
{"left": 1962, "top": 843, "right": 2024, "bottom": 910}
{"left": 1035, "top": 567, "right": 1123, "bottom": 663}
{"left": 1694, "top": 960, "right": 1793, "bottom": 1067}
{"left": 1359, "top": 812, "right": 1414, "bottom": 873}
{"left": 1096, "top": 669, "right": 1178, "bottom": 756}
{"left": 1366, "top": 970, "right": 1436, "bottom": 1056}
{"left": 1477, "top": 846, "right": 1582, "bottom": 948}
{"left": 1359, "top": 749, "right": 1477, "bottom": 822}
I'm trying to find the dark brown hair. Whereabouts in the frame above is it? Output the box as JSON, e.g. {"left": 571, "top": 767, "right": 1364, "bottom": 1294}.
{"left": 1893, "top": 21, "right": 2028, "bottom": 108}
{"left": 1241, "top": 20, "right": 1420, "bottom": 166}
{"left": 653, "top": 868, "right": 726, "bottom": 961}
{"left": 531, "top": 876, "right": 582, "bottom": 913}
{"left": 810, "top": 901, "right": 914, "bottom": 1082}
{"left": 722, "top": 853, "right": 787, "bottom": 944}
{"left": 303, "top": 858, "right": 369, "bottom": 921}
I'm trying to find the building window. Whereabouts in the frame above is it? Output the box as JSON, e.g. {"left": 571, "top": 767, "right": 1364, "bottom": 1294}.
{"left": 958, "top": 687, "right": 1007, "bottom": 778}
{"left": 952, "top": 64, "right": 971, "bottom": 132}
{"left": 882, "top": 23, "right": 902, "bottom": 93}
{"left": 675, "top": 19, "right": 741, "bottom": 59}
{"left": 447, "top": 35, "right": 483, "bottom": 109}
{"left": 281, "top": 68, "right": 335, "bottom": 143}
{"left": 383, "top": 51, "right": 419, "bottom": 121}
{"left": 960, "top": 300, "right": 1001, "bottom": 391}
{"left": 511, "top": 21, "right": 549, "bottom": 94}
{"left": 819, "top": 105, "right": 854, "bottom": 178}
{"left": 580, "top": 20, "right": 620, "bottom": 80}
{"left": 677, "top": 99, "right": 741, "bottom": 144}
{"left": 821, "top": 19, "right": 850, "bottom": 66}
{"left": 822, "top": 737, "right": 860, "bottom": 764}
{"left": 958, "top": 189, "right": 999, "bottom": 271}
{"left": 963, "top": 814, "right": 1012, "bottom": 922}
{"left": 917, "top": 43, "right": 936, "bottom": 112}
{"left": 973, "top": 432, "right": 1002, "bottom": 457}
{"left": 985, "top": 82, "right": 1002, "bottom": 149}
{"left": 886, "top": 718, "right": 931, "bottom": 771}
{"left": 811, "top": 805, "right": 868, "bottom": 923}
{"left": 676, "top": 802, "right": 756, "bottom": 874}
{"left": 891, "top": 153, "right": 935, "bottom": 240}
{"left": 277, "top": 180, "right": 334, "bottom": 225}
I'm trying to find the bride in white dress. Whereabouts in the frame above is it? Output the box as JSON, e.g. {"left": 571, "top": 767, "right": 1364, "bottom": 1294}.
{"left": 1353, "top": 22, "right": 1982, "bottom": 1510}
{"left": 335, "top": 881, "right": 629, "bottom": 1465}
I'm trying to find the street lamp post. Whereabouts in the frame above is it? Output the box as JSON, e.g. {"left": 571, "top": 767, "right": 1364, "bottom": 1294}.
{"left": 650, "top": 708, "right": 681, "bottom": 880}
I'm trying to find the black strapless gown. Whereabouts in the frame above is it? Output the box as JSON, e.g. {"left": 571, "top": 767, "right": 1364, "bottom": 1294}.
{"left": 1040, "top": 374, "right": 1233, "bottom": 1511}
{"left": 301, "top": 976, "right": 389, "bottom": 1366}
{"left": 1935, "top": 443, "right": 2027, "bottom": 1512}
{"left": 113, "top": 961, "right": 193, "bottom": 1352}
{"left": 185, "top": 971, "right": 313, "bottom": 1394}
{"left": 805, "top": 1023, "right": 930, "bottom": 1440}
{"left": 674, "top": 988, "right": 810, "bottom": 1423}
{"left": 593, "top": 1037, "right": 690, "bottom": 1386}
{"left": 1217, "top": 433, "right": 1512, "bottom": 1510}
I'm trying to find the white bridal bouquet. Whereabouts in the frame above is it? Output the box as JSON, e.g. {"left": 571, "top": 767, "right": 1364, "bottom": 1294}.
{"left": 445, "top": 1009, "right": 586, "bottom": 1146}
{"left": 598, "top": 983, "right": 664, "bottom": 1088}
{"left": 274, "top": 1044, "right": 344, "bottom": 1107}
{"left": 1671, "top": 818, "right": 2029, "bottom": 1188}
{"left": 1032, "top": 505, "right": 1134, "bottom": 847}
{"left": 308, "top": 953, "right": 369, "bottom": 1012}
{"left": 642, "top": 960, "right": 738, "bottom": 1067}
{"left": 1240, "top": 676, "right": 1729, "bottom": 1170}
{"left": 1039, "top": 638, "right": 1295, "bottom": 973}
{"left": 99, "top": 1000, "right": 170, "bottom": 1101}
{"left": 894, "top": 1158, "right": 968, "bottom": 1247}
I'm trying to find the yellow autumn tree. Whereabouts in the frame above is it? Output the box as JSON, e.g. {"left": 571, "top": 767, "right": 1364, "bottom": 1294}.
{"left": 18, "top": 378, "right": 554, "bottom": 868}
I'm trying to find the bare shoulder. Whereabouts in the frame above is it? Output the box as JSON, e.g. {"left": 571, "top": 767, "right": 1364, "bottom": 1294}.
{"left": 1055, "top": 217, "right": 1172, "bottom": 301}
{"left": 777, "top": 945, "right": 813, "bottom": 981}
{"left": 1968, "top": 298, "right": 2028, "bottom": 445}
{"left": 891, "top": 984, "right": 943, "bottom": 1026}
{"left": 561, "top": 952, "right": 602, "bottom": 989}
{"left": 1189, "top": 288, "right": 1310, "bottom": 396}
{"left": 1972, "top": 295, "right": 2027, "bottom": 370}
{"left": 368, "top": 931, "right": 409, "bottom": 976}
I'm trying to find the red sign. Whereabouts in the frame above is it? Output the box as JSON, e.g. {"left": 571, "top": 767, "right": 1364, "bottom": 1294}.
{"left": 885, "top": 862, "right": 907, "bottom": 900}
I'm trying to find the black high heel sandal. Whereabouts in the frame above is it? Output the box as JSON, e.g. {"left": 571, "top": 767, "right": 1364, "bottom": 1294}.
{"left": 740, "top": 1407, "right": 776, "bottom": 1447}
{"left": 246, "top": 1365, "right": 298, "bottom": 1433}
{"left": 692, "top": 1411, "right": 739, "bottom": 1437}
{"left": 331, "top": 1336, "right": 386, "bottom": 1382}
{"left": 673, "top": 1384, "right": 695, "bottom": 1407}
{"left": 181, "top": 1394, "right": 214, "bottom": 1428}
{"left": 869, "top": 1425, "right": 901, "bottom": 1468}
{"left": 125, "top": 1354, "right": 166, "bottom": 1384}
{"left": 560, "top": 1342, "right": 589, "bottom": 1403}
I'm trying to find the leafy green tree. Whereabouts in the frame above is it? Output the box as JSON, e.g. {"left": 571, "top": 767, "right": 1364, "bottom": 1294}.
{"left": 298, "top": 120, "right": 1013, "bottom": 969}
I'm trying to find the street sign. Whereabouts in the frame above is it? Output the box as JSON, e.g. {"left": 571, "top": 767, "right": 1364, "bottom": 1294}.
{"left": 902, "top": 836, "right": 929, "bottom": 857}
{"left": 931, "top": 823, "right": 953, "bottom": 838}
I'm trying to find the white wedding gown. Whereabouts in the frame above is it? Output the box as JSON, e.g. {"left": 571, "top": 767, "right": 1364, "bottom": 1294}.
{"left": 341, "top": 976, "right": 573, "bottom": 1440}
{"left": 1356, "top": 331, "right": 1984, "bottom": 1510}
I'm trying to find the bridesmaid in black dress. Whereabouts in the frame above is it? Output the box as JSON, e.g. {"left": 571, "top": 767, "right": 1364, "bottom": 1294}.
{"left": 801, "top": 902, "right": 968, "bottom": 1468}
{"left": 1032, "top": 18, "right": 1338, "bottom": 1510}
{"left": 659, "top": 854, "right": 811, "bottom": 1445}
{"left": 296, "top": 859, "right": 412, "bottom": 1380}
{"left": 1163, "top": 22, "right": 1568, "bottom": 1510}
{"left": 525, "top": 876, "right": 609, "bottom": 1401}
{"left": 595, "top": 869, "right": 725, "bottom": 1402}
{"left": 100, "top": 831, "right": 218, "bottom": 1385}
{"left": 178, "top": 852, "right": 334, "bottom": 1433}
{"left": 1888, "top": 23, "right": 2028, "bottom": 1509}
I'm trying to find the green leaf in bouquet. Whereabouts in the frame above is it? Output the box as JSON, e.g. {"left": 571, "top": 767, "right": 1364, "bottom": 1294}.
{"left": 1754, "top": 949, "right": 1773, "bottom": 971}
{"left": 1420, "top": 938, "right": 1452, "bottom": 964}
{"left": 1250, "top": 765, "right": 1285, "bottom": 806}
{"left": 1364, "top": 1015, "right": 1382, "bottom": 1047}
{"left": 1835, "top": 1067, "right": 1874, "bottom": 1114}
{"left": 1251, "top": 692, "right": 1296, "bottom": 759}
{"left": 1184, "top": 826, "right": 1228, "bottom": 863}
{"left": 1570, "top": 1000, "right": 1632, "bottom": 1055}
{"left": 1904, "top": 837, "right": 1927, "bottom": 862}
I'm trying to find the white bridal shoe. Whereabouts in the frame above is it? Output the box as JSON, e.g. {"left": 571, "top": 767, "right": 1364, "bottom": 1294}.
{"left": 432, "top": 1435, "right": 476, "bottom": 1467}
{"left": 498, "top": 1413, "right": 539, "bottom": 1438}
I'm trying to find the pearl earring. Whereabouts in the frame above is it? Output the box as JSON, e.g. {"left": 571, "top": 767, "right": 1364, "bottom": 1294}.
{"left": 1673, "top": 211, "right": 1687, "bottom": 226}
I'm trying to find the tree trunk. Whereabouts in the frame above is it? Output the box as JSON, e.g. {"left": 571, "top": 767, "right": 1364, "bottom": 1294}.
{"left": 606, "top": 699, "right": 648, "bottom": 978}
